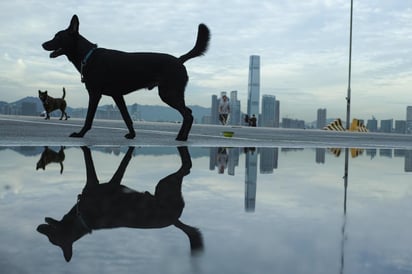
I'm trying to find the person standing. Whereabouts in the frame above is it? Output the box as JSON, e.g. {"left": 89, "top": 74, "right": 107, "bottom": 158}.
{"left": 249, "top": 114, "right": 257, "bottom": 127}
{"left": 218, "top": 95, "right": 230, "bottom": 125}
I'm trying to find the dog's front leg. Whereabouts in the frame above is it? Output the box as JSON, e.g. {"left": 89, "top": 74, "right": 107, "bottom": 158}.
{"left": 80, "top": 146, "right": 99, "bottom": 189}
{"left": 112, "top": 95, "right": 136, "bottom": 139}
{"left": 70, "top": 93, "right": 101, "bottom": 138}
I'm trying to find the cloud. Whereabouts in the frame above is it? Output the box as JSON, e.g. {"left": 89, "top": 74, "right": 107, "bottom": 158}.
{"left": 0, "top": 1, "right": 412, "bottom": 121}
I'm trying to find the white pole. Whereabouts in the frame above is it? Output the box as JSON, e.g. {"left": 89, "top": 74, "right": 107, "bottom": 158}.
{"left": 346, "top": 0, "right": 354, "bottom": 130}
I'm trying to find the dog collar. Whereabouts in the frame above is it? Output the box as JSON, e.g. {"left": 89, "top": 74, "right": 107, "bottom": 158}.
{"left": 80, "top": 46, "right": 98, "bottom": 83}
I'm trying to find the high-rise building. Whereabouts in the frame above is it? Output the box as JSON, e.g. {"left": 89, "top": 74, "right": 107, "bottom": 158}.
{"left": 247, "top": 55, "right": 260, "bottom": 125}
{"left": 316, "top": 108, "right": 327, "bottom": 129}
{"left": 395, "top": 120, "right": 407, "bottom": 134}
{"left": 367, "top": 117, "right": 378, "bottom": 132}
{"left": 380, "top": 119, "right": 393, "bottom": 133}
{"left": 229, "top": 90, "right": 241, "bottom": 125}
{"left": 406, "top": 106, "right": 412, "bottom": 134}
{"left": 261, "top": 95, "right": 276, "bottom": 127}
{"left": 210, "top": 95, "right": 219, "bottom": 125}
{"left": 274, "top": 100, "right": 280, "bottom": 128}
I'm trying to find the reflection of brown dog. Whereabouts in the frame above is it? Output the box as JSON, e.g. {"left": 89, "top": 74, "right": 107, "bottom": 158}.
{"left": 36, "top": 146, "right": 65, "bottom": 174}
{"left": 38, "top": 87, "right": 69, "bottom": 120}
{"left": 37, "top": 146, "right": 203, "bottom": 262}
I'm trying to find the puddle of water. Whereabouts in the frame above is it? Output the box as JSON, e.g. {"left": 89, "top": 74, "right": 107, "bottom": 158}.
{"left": 0, "top": 146, "right": 411, "bottom": 274}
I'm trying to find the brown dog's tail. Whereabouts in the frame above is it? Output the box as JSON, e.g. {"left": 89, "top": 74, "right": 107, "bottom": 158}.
{"left": 178, "top": 24, "right": 210, "bottom": 64}
{"left": 62, "top": 87, "right": 66, "bottom": 99}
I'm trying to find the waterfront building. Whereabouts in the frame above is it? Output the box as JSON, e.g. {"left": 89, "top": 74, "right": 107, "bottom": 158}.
{"left": 261, "top": 95, "right": 276, "bottom": 127}
{"left": 316, "top": 108, "right": 327, "bottom": 129}
{"left": 247, "top": 55, "right": 260, "bottom": 125}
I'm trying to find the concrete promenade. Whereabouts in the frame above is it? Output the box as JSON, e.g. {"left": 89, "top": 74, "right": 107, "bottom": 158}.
{"left": 1, "top": 115, "right": 412, "bottom": 148}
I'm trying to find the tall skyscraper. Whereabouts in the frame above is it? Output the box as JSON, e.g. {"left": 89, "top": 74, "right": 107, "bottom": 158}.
{"left": 261, "top": 95, "right": 276, "bottom": 127}
{"left": 406, "top": 106, "right": 412, "bottom": 134}
{"left": 247, "top": 55, "right": 260, "bottom": 125}
{"left": 229, "top": 90, "right": 241, "bottom": 125}
{"left": 211, "top": 95, "right": 219, "bottom": 125}
{"left": 274, "top": 100, "right": 280, "bottom": 127}
{"left": 317, "top": 108, "right": 327, "bottom": 129}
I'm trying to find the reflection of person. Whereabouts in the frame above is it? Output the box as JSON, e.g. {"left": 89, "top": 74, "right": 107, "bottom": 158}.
{"left": 249, "top": 114, "right": 257, "bottom": 127}
{"left": 217, "top": 147, "right": 228, "bottom": 174}
{"left": 218, "top": 95, "right": 230, "bottom": 125}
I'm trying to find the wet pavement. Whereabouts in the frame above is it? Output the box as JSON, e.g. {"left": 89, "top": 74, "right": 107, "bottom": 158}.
{"left": 1, "top": 115, "right": 412, "bottom": 274}
{"left": 2, "top": 115, "right": 412, "bottom": 148}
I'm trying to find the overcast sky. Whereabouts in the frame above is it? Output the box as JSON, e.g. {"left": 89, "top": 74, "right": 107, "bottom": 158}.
{"left": 1, "top": 1, "right": 412, "bottom": 121}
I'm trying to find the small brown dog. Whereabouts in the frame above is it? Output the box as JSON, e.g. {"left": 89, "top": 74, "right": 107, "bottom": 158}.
{"left": 38, "top": 87, "right": 69, "bottom": 120}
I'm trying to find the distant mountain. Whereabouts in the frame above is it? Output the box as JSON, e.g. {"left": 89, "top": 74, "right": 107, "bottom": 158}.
{"left": 3, "top": 97, "right": 211, "bottom": 123}
{"left": 12, "top": 96, "right": 44, "bottom": 112}
{"left": 130, "top": 104, "right": 210, "bottom": 123}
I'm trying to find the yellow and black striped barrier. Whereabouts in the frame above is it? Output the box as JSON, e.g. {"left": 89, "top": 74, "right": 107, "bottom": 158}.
{"left": 323, "top": 118, "right": 345, "bottom": 131}
{"left": 328, "top": 148, "right": 364, "bottom": 158}
{"left": 323, "top": 118, "right": 368, "bottom": 132}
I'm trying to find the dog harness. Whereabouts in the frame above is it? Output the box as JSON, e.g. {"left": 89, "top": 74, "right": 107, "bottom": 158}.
{"left": 80, "top": 46, "right": 98, "bottom": 83}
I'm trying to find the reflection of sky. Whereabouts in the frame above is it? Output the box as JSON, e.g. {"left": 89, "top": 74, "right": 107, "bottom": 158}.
{"left": 0, "top": 147, "right": 411, "bottom": 274}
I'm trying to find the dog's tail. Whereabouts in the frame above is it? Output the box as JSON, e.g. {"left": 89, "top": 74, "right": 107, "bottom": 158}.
{"left": 174, "top": 220, "right": 204, "bottom": 254}
{"left": 62, "top": 87, "right": 66, "bottom": 99}
{"left": 178, "top": 24, "right": 210, "bottom": 64}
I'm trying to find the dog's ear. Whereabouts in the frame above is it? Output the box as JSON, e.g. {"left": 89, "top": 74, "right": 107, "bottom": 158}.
{"left": 38, "top": 90, "right": 41, "bottom": 94}
{"left": 69, "top": 15, "right": 79, "bottom": 34}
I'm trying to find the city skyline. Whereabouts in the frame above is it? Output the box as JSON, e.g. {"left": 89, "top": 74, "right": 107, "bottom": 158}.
{"left": 2, "top": 94, "right": 412, "bottom": 133}
{"left": 1, "top": 1, "right": 412, "bottom": 122}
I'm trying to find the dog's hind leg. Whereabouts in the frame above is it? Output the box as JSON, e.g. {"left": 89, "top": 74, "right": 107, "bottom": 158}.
{"left": 108, "top": 147, "right": 134, "bottom": 185}
{"left": 112, "top": 95, "right": 136, "bottom": 139}
{"left": 158, "top": 87, "right": 193, "bottom": 141}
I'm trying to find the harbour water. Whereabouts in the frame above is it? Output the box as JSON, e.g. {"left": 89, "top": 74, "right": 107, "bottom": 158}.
{"left": 0, "top": 146, "right": 411, "bottom": 274}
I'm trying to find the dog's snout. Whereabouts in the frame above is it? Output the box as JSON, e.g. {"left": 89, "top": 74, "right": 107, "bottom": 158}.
{"left": 42, "top": 41, "right": 51, "bottom": 50}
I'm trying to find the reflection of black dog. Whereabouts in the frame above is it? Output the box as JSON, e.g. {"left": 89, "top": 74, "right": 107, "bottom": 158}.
{"left": 36, "top": 146, "right": 65, "bottom": 174}
{"left": 42, "top": 15, "right": 210, "bottom": 141}
{"left": 37, "top": 146, "right": 202, "bottom": 262}
{"left": 38, "top": 88, "right": 69, "bottom": 120}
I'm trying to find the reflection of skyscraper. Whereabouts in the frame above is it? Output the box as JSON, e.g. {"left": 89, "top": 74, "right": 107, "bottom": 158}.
{"left": 229, "top": 90, "right": 241, "bottom": 125}
{"left": 405, "top": 150, "right": 412, "bottom": 172}
{"left": 228, "top": 147, "right": 240, "bottom": 175}
{"left": 316, "top": 148, "right": 326, "bottom": 164}
{"left": 261, "top": 95, "right": 276, "bottom": 127}
{"left": 247, "top": 55, "right": 260, "bottom": 125}
{"left": 245, "top": 148, "right": 258, "bottom": 212}
{"left": 406, "top": 106, "right": 412, "bottom": 134}
{"left": 209, "top": 147, "right": 218, "bottom": 170}
{"left": 260, "top": 148, "right": 278, "bottom": 173}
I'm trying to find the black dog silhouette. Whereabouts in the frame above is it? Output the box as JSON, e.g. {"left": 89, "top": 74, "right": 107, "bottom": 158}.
{"left": 37, "top": 146, "right": 202, "bottom": 262}
{"left": 42, "top": 15, "right": 210, "bottom": 141}
{"left": 36, "top": 146, "right": 65, "bottom": 174}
